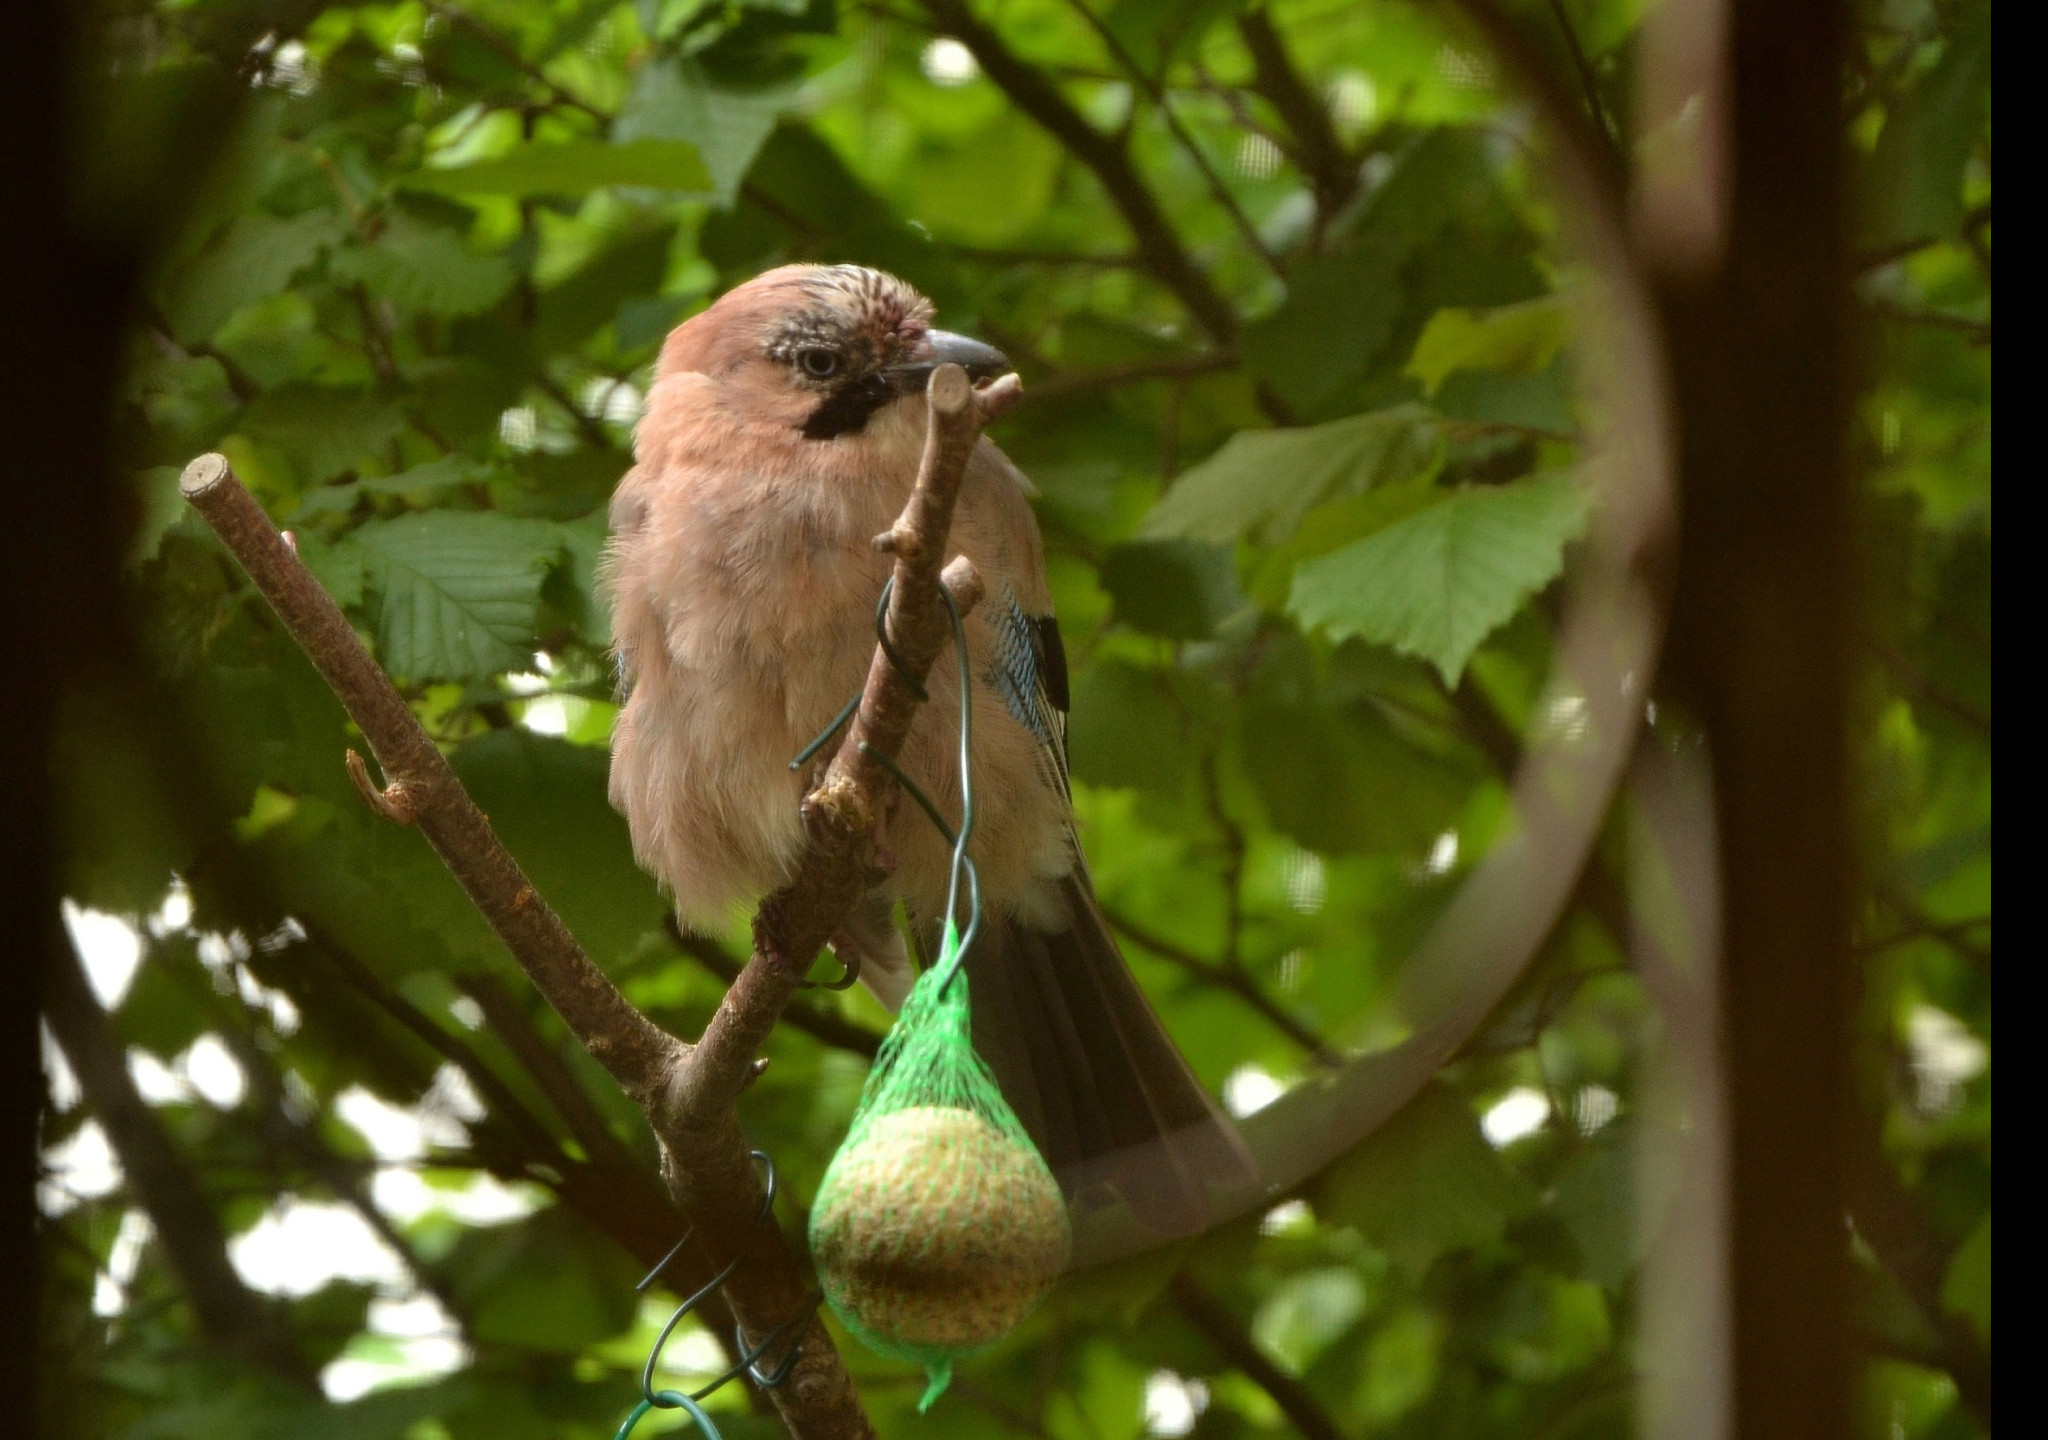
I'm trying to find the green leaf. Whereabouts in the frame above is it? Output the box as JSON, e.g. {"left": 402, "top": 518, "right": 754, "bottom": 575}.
{"left": 1235, "top": 692, "right": 1470, "bottom": 855}
{"left": 1550, "top": 1134, "right": 1641, "bottom": 1286}
{"left": 402, "top": 137, "right": 711, "bottom": 200}
{"left": 452, "top": 729, "right": 663, "bottom": 966}
{"left": 615, "top": 56, "right": 803, "bottom": 205}
{"left": 1315, "top": 1082, "right": 1533, "bottom": 1279}
{"left": 1242, "top": 474, "right": 1444, "bottom": 610}
{"left": 1940, "top": 1213, "right": 1989, "bottom": 1342}
{"left": 327, "top": 210, "right": 515, "bottom": 317}
{"left": 1252, "top": 1266, "right": 1368, "bottom": 1374}
{"left": 533, "top": 223, "right": 676, "bottom": 355}
{"left": 1098, "top": 539, "right": 1246, "bottom": 640}
{"left": 157, "top": 208, "right": 348, "bottom": 343}
{"left": 1288, "top": 473, "right": 1590, "bottom": 684}
{"left": 1863, "top": 2, "right": 1990, "bottom": 246}
{"left": 129, "top": 466, "right": 189, "bottom": 566}
{"left": 1138, "top": 405, "right": 1442, "bottom": 547}
{"left": 443, "top": 1208, "right": 640, "bottom": 1352}
{"left": 1067, "top": 660, "right": 1192, "bottom": 797}
{"left": 901, "top": 111, "right": 1063, "bottom": 247}
{"left": 291, "top": 457, "right": 496, "bottom": 519}
{"left": 353, "top": 511, "right": 567, "bottom": 681}
{"left": 1435, "top": 363, "right": 1577, "bottom": 436}
{"left": 236, "top": 385, "right": 408, "bottom": 487}
{"left": 295, "top": 534, "right": 368, "bottom": 608}
{"left": 1405, "top": 296, "right": 1571, "bottom": 395}
{"left": 1242, "top": 129, "right": 1502, "bottom": 415}
{"left": 113, "top": 939, "right": 216, "bottom": 1060}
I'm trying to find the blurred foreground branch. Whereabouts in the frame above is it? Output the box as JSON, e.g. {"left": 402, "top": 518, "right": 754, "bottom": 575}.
{"left": 178, "top": 362, "right": 1020, "bottom": 1439}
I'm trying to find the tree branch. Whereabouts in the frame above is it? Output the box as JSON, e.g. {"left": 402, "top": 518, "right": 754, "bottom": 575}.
{"left": 1169, "top": 1272, "right": 1349, "bottom": 1440}
{"left": 921, "top": 0, "right": 1241, "bottom": 345}
{"left": 1102, "top": 906, "right": 1339, "bottom": 1068}
{"left": 1867, "top": 634, "right": 1991, "bottom": 738}
{"left": 43, "top": 942, "right": 311, "bottom": 1385}
{"left": 1544, "top": 0, "right": 1618, "bottom": 144}
{"left": 667, "top": 922, "right": 883, "bottom": 1059}
{"left": 1234, "top": 7, "right": 1358, "bottom": 217}
{"left": 1058, "top": 0, "right": 1284, "bottom": 278}
{"left": 179, "top": 361, "right": 1017, "bottom": 1439}
{"left": 457, "top": 971, "right": 644, "bottom": 1177}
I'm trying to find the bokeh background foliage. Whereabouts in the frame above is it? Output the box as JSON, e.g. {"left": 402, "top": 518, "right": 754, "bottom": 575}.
{"left": 44, "top": 0, "right": 1987, "bottom": 1437}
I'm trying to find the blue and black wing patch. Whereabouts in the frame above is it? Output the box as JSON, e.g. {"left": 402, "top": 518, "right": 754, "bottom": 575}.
{"left": 990, "top": 589, "right": 1071, "bottom": 798}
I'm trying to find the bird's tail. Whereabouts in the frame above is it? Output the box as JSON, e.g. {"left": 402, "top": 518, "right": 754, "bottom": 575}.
{"left": 962, "top": 873, "right": 1258, "bottom": 1235}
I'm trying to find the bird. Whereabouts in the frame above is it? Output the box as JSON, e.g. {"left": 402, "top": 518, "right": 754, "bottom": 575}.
{"left": 603, "top": 262, "right": 1254, "bottom": 1232}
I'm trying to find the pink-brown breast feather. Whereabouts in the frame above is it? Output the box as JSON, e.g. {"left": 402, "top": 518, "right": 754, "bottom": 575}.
{"left": 607, "top": 380, "right": 1071, "bottom": 930}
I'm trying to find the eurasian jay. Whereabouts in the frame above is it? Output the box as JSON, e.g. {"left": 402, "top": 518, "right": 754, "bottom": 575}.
{"left": 604, "top": 263, "right": 1251, "bottom": 1230}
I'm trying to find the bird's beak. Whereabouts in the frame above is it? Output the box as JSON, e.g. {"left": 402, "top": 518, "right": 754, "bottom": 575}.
{"left": 888, "top": 329, "right": 1011, "bottom": 392}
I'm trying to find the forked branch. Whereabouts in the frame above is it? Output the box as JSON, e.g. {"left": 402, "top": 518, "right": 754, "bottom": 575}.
{"left": 179, "top": 360, "right": 1019, "bottom": 1440}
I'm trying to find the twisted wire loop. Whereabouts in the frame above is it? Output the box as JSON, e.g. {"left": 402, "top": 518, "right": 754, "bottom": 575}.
{"left": 614, "top": 1152, "right": 815, "bottom": 1439}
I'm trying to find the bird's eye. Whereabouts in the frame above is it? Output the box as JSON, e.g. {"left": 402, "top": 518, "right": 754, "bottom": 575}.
{"left": 798, "top": 348, "right": 840, "bottom": 378}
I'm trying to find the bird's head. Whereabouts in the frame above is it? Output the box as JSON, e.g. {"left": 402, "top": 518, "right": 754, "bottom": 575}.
{"left": 655, "top": 263, "right": 1010, "bottom": 441}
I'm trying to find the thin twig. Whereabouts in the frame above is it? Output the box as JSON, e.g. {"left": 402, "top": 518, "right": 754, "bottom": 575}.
{"left": 921, "top": 0, "right": 1241, "bottom": 345}
{"left": 1868, "top": 634, "right": 1992, "bottom": 737}
{"left": 459, "top": 972, "right": 646, "bottom": 1175}
{"left": 1865, "top": 299, "right": 1990, "bottom": 342}
{"left": 1169, "top": 1273, "right": 1350, "bottom": 1440}
{"left": 532, "top": 368, "right": 618, "bottom": 451}
{"left": 44, "top": 942, "right": 312, "bottom": 1385}
{"left": 1103, "top": 906, "right": 1340, "bottom": 1067}
{"left": 1545, "top": 0, "right": 1618, "bottom": 145}
{"left": 425, "top": 3, "right": 608, "bottom": 122}
{"left": 1234, "top": 8, "right": 1359, "bottom": 217}
{"left": 667, "top": 922, "right": 884, "bottom": 1058}
{"left": 1059, "top": 0, "right": 1285, "bottom": 278}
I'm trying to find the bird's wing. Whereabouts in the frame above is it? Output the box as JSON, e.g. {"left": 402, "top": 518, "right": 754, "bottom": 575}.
{"left": 989, "top": 588, "right": 1071, "bottom": 802}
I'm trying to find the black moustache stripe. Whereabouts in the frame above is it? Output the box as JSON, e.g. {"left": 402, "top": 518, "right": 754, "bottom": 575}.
{"left": 801, "top": 374, "right": 896, "bottom": 440}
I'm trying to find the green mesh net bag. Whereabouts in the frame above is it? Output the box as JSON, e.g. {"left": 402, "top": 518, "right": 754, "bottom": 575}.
{"left": 808, "top": 920, "right": 1071, "bottom": 1411}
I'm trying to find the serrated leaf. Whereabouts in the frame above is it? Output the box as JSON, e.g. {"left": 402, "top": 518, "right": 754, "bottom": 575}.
{"left": 1242, "top": 474, "right": 1443, "bottom": 610}
{"left": 328, "top": 210, "right": 514, "bottom": 317}
{"left": 157, "top": 208, "right": 348, "bottom": 343}
{"left": 1406, "top": 296, "right": 1571, "bottom": 395}
{"left": 615, "top": 56, "right": 802, "bottom": 205}
{"left": 403, "top": 137, "right": 711, "bottom": 200}
{"left": 354, "top": 511, "right": 566, "bottom": 681}
{"left": 1139, "top": 405, "right": 1442, "bottom": 548}
{"left": 1314, "top": 1082, "right": 1533, "bottom": 1279}
{"left": 1289, "top": 473, "right": 1590, "bottom": 684}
